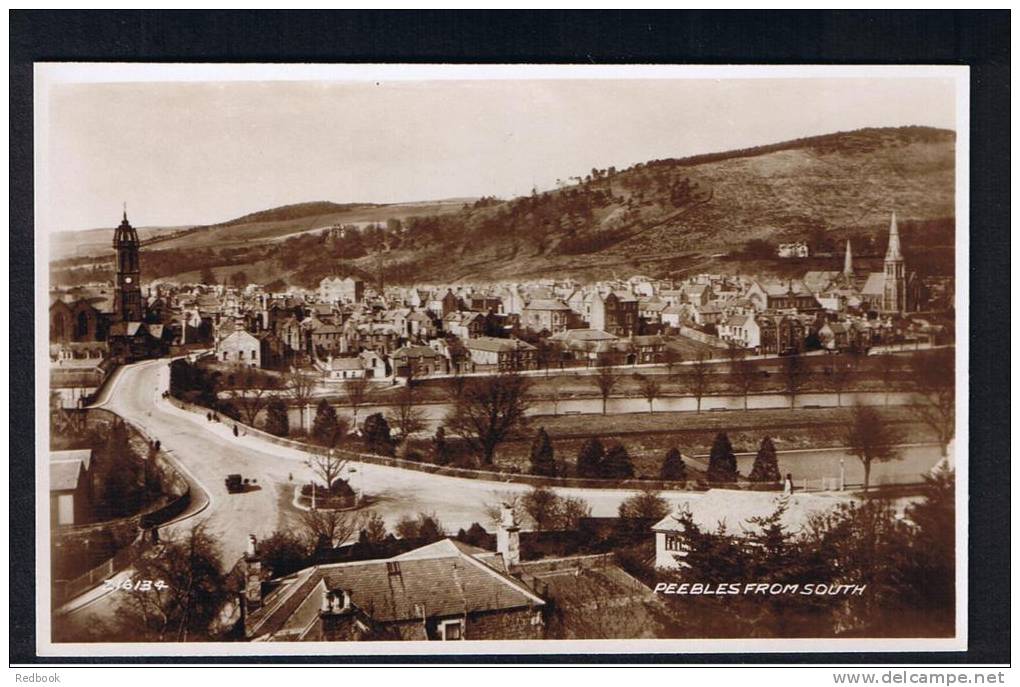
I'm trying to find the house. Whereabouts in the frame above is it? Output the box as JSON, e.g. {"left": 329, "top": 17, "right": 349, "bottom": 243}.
{"left": 464, "top": 337, "right": 537, "bottom": 371}
{"left": 444, "top": 311, "right": 485, "bottom": 339}
{"left": 107, "top": 320, "right": 171, "bottom": 362}
{"left": 589, "top": 291, "right": 639, "bottom": 337}
{"left": 216, "top": 327, "right": 264, "bottom": 367}
{"left": 521, "top": 298, "right": 573, "bottom": 334}
{"left": 777, "top": 242, "right": 809, "bottom": 258}
{"left": 50, "top": 449, "right": 93, "bottom": 526}
{"left": 630, "top": 334, "right": 667, "bottom": 364}
{"left": 324, "top": 356, "right": 365, "bottom": 381}
{"left": 319, "top": 277, "right": 364, "bottom": 304}
{"left": 242, "top": 535, "right": 546, "bottom": 641}
{"left": 358, "top": 349, "right": 388, "bottom": 379}
{"left": 651, "top": 491, "right": 848, "bottom": 570}
{"left": 391, "top": 345, "right": 446, "bottom": 378}
{"left": 758, "top": 280, "right": 820, "bottom": 312}
{"left": 717, "top": 314, "right": 761, "bottom": 349}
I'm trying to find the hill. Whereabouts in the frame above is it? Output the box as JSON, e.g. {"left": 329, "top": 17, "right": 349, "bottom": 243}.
{"left": 50, "top": 126, "right": 955, "bottom": 288}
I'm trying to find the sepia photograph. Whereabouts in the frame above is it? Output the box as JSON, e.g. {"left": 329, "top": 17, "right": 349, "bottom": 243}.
{"left": 33, "top": 62, "right": 968, "bottom": 656}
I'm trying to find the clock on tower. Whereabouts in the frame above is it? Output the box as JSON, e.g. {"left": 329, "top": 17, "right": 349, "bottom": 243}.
{"left": 113, "top": 207, "right": 144, "bottom": 322}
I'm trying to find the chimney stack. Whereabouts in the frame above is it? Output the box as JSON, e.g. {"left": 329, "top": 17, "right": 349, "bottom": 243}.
{"left": 244, "top": 534, "right": 262, "bottom": 610}
{"left": 496, "top": 503, "right": 521, "bottom": 567}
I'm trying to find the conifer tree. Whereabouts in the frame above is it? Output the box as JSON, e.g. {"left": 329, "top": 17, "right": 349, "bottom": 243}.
{"left": 529, "top": 427, "right": 557, "bottom": 476}
{"left": 749, "top": 436, "right": 781, "bottom": 484}
{"left": 707, "top": 432, "right": 739, "bottom": 484}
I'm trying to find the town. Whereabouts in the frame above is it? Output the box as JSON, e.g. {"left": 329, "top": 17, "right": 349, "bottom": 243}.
{"left": 48, "top": 204, "right": 957, "bottom": 644}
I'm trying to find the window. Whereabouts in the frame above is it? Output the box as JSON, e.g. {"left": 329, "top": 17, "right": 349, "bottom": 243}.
{"left": 440, "top": 619, "right": 463, "bottom": 640}
{"left": 251, "top": 350, "right": 257, "bottom": 360}
{"left": 664, "top": 534, "right": 685, "bottom": 552}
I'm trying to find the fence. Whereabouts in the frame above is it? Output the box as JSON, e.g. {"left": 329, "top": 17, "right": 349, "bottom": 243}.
{"left": 164, "top": 394, "right": 693, "bottom": 491}
{"left": 53, "top": 533, "right": 144, "bottom": 606}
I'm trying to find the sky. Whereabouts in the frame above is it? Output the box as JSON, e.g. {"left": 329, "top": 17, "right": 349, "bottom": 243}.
{"left": 39, "top": 72, "right": 958, "bottom": 233}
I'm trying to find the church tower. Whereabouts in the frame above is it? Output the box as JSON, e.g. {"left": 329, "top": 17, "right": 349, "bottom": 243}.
{"left": 113, "top": 207, "right": 144, "bottom": 322}
{"left": 882, "top": 211, "right": 906, "bottom": 313}
{"left": 843, "top": 239, "right": 854, "bottom": 277}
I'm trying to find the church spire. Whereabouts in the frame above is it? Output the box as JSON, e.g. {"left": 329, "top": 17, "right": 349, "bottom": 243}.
{"left": 884, "top": 211, "right": 902, "bottom": 262}
{"left": 843, "top": 239, "right": 853, "bottom": 275}
{"left": 123, "top": 201, "right": 128, "bottom": 223}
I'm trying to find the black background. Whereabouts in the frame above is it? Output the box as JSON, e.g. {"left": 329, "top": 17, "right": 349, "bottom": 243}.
{"left": 9, "top": 10, "right": 1010, "bottom": 665}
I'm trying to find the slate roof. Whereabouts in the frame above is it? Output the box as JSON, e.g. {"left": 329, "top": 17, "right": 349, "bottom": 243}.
{"left": 50, "top": 450, "right": 91, "bottom": 492}
{"left": 651, "top": 490, "right": 849, "bottom": 537}
{"left": 548, "top": 328, "right": 617, "bottom": 343}
{"left": 247, "top": 538, "right": 544, "bottom": 639}
{"left": 465, "top": 337, "right": 537, "bottom": 353}
{"left": 523, "top": 298, "right": 571, "bottom": 311}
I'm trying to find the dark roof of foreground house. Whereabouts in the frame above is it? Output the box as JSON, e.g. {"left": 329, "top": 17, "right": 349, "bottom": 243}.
{"left": 246, "top": 539, "right": 545, "bottom": 641}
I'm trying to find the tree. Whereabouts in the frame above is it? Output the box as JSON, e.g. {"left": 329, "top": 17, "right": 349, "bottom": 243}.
{"left": 845, "top": 405, "right": 901, "bottom": 492}
{"left": 358, "top": 510, "right": 389, "bottom": 546}
{"left": 311, "top": 399, "right": 346, "bottom": 447}
{"left": 285, "top": 369, "right": 317, "bottom": 434}
{"left": 576, "top": 437, "right": 604, "bottom": 478}
{"left": 521, "top": 487, "right": 561, "bottom": 530}
{"left": 305, "top": 446, "right": 348, "bottom": 492}
{"left": 198, "top": 266, "right": 216, "bottom": 285}
{"left": 386, "top": 386, "right": 427, "bottom": 441}
{"left": 909, "top": 348, "right": 955, "bottom": 456}
{"left": 660, "top": 447, "right": 687, "bottom": 482}
{"left": 829, "top": 358, "right": 856, "bottom": 407}
{"left": 877, "top": 354, "right": 899, "bottom": 405}
{"left": 228, "top": 365, "right": 278, "bottom": 426}
{"left": 556, "top": 496, "right": 592, "bottom": 530}
{"left": 618, "top": 488, "right": 670, "bottom": 520}
{"left": 749, "top": 436, "right": 781, "bottom": 484}
{"left": 634, "top": 373, "right": 662, "bottom": 413}
{"left": 591, "top": 363, "right": 619, "bottom": 415}
{"left": 257, "top": 531, "right": 312, "bottom": 577}
{"left": 529, "top": 427, "right": 557, "bottom": 476}
{"left": 117, "top": 524, "right": 228, "bottom": 641}
{"left": 447, "top": 370, "right": 532, "bottom": 465}
{"left": 343, "top": 377, "right": 372, "bottom": 429}
{"left": 781, "top": 354, "right": 810, "bottom": 410}
{"left": 732, "top": 355, "right": 759, "bottom": 411}
{"left": 362, "top": 412, "right": 394, "bottom": 455}
{"left": 264, "top": 396, "right": 289, "bottom": 437}
{"left": 685, "top": 354, "right": 711, "bottom": 412}
{"left": 395, "top": 512, "right": 445, "bottom": 542}
{"left": 301, "top": 507, "right": 367, "bottom": 549}
{"left": 707, "top": 432, "right": 738, "bottom": 484}
{"left": 601, "top": 443, "right": 635, "bottom": 480}
{"left": 431, "top": 425, "right": 450, "bottom": 465}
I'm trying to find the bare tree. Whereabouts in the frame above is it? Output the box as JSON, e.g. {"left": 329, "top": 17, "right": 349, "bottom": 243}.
{"left": 877, "top": 354, "right": 899, "bottom": 405}
{"left": 447, "top": 370, "right": 532, "bottom": 465}
{"left": 300, "top": 507, "right": 367, "bottom": 548}
{"left": 845, "top": 405, "right": 901, "bottom": 492}
{"left": 829, "top": 357, "right": 856, "bottom": 407}
{"left": 732, "top": 355, "right": 758, "bottom": 411}
{"left": 285, "top": 369, "right": 317, "bottom": 433}
{"left": 634, "top": 373, "right": 662, "bottom": 413}
{"left": 229, "top": 365, "right": 278, "bottom": 426}
{"left": 592, "top": 363, "right": 619, "bottom": 415}
{"left": 387, "top": 385, "right": 428, "bottom": 439}
{"left": 343, "top": 376, "right": 372, "bottom": 429}
{"left": 305, "top": 446, "right": 348, "bottom": 491}
{"left": 482, "top": 491, "right": 523, "bottom": 528}
{"left": 116, "top": 523, "right": 228, "bottom": 642}
{"left": 909, "top": 348, "right": 955, "bottom": 456}
{"left": 685, "top": 354, "right": 711, "bottom": 413}
{"left": 781, "top": 354, "right": 810, "bottom": 410}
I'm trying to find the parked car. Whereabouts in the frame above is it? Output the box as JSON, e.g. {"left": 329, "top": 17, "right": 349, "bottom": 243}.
{"left": 225, "top": 474, "right": 244, "bottom": 494}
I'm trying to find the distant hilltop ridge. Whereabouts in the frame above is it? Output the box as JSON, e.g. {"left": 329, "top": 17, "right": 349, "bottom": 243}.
{"left": 51, "top": 126, "right": 954, "bottom": 287}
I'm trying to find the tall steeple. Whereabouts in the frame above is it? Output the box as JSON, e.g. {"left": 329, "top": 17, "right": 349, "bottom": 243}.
{"left": 843, "top": 239, "right": 854, "bottom": 276}
{"left": 882, "top": 211, "right": 906, "bottom": 313}
{"left": 884, "top": 211, "right": 902, "bottom": 261}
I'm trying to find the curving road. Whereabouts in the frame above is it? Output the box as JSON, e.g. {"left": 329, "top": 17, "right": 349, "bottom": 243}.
{"left": 62, "top": 357, "right": 724, "bottom": 636}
